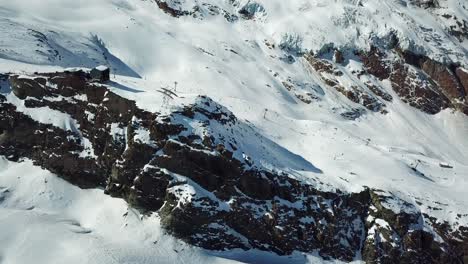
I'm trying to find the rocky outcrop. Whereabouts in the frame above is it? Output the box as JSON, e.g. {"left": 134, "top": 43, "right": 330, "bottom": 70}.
{"left": 237, "top": 1, "right": 266, "bottom": 20}
{"left": 154, "top": 0, "right": 190, "bottom": 17}
{"left": 305, "top": 53, "right": 387, "bottom": 115}
{"left": 361, "top": 47, "right": 391, "bottom": 80}
{"left": 409, "top": 0, "right": 440, "bottom": 9}
{"left": 456, "top": 68, "right": 468, "bottom": 94}
{"left": 397, "top": 50, "right": 468, "bottom": 115}
{"left": 358, "top": 47, "right": 468, "bottom": 115}
{"left": 446, "top": 16, "right": 468, "bottom": 42}
{"left": 390, "top": 61, "right": 451, "bottom": 114}
{"left": 1, "top": 71, "right": 468, "bottom": 262}
{"left": 153, "top": 0, "right": 238, "bottom": 22}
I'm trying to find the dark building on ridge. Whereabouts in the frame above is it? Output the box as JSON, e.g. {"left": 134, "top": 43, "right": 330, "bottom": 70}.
{"left": 90, "top": 65, "right": 110, "bottom": 83}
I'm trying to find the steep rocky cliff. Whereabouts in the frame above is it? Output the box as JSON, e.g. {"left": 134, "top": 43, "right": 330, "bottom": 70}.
{"left": 1, "top": 71, "right": 468, "bottom": 263}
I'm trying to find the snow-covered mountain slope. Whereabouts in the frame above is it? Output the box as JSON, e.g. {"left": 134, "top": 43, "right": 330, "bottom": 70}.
{"left": 0, "top": 0, "right": 468, "bottom": 263}
{"left": 0, "top": 157, "right": 356, "bottom": 264}
{"left": 0, "top": 157, "right": 246, "bottom": 264}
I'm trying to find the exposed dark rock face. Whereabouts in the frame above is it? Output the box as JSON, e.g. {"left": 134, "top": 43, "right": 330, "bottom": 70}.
{"left": 409, "top": 0, "right": 440, "bottom": 9}
{"left": 361, "top": 190, "right": 460, "bottom": 263}
{"left": 396, "top": 49, "right": 466, "bottom": 101}
{"left": 361, "top": 47, "right": 392, "bottom": 80}
{"left": 456, "top": 68, "right": 468, "bottom": 96}
{"left": 364, "top": 82, "right": 393, "bottom": 102}
{"left": 421, "top": 61, "right": 465, "bottom": 99}
{"left": 446, "top": 17, "right": 468, "bottom": 42}
{"left": 237, "top": 1, "right": 265, "bottom": 20}
{"left": 305, "top": 53, "right": 387, "bottom": 114}
{"left": 358, "top": 47, "right": 468, "bottom": 116}
{"left": 153, "top": 0, "right": 238, "bottom": 22}
{"left": 390, "top": 61, "right": 451, "bottom": 114}
{"left": 154, "top": 0, "right": 190, "bottom": 17}
{"left": 396, "top": 50, "right": 468, "bottom": 115}
{"left": 1, "top": 71, "right": 468, "bottom": 262}
{"left": 0, "top": 99, "right": 103, "bottom": 188}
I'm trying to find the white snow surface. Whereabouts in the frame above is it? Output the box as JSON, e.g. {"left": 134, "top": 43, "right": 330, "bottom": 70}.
{"left": 96, "top": 65, "right": 109, "bottom": 71}
{"left": 0, "top": 0, "right": 467, "bottom": 263}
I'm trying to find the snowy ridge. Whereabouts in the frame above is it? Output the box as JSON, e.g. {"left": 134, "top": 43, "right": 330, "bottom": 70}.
{"left": 165, "top": 96, "right": 322, "bottom": 174}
